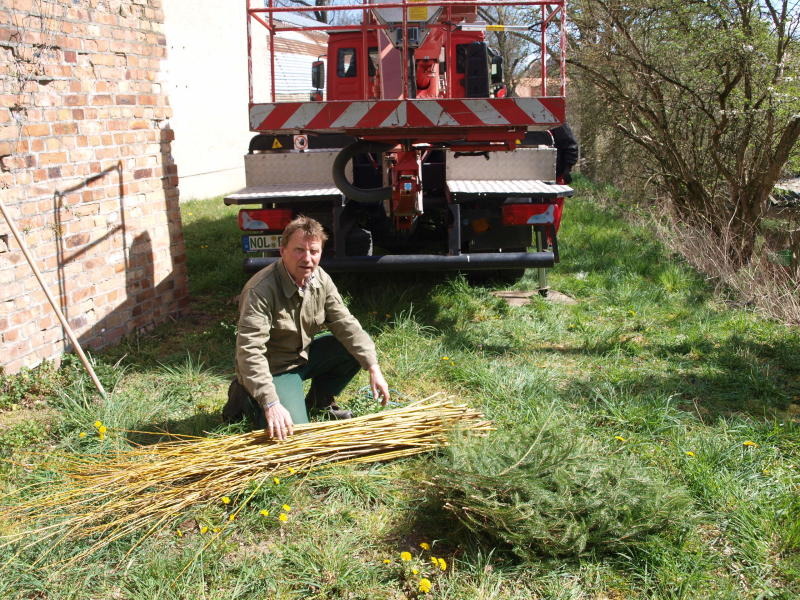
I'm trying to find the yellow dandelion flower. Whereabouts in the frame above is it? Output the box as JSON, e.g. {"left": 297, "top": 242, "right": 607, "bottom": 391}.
{"left": 615, "top": 436, "right": 627, "bottom": 442}
{"left": 200, "top": 526, "right": 208, "bottom": 534}
{"left": 278, "top": 513, "right": 288, "bottom": 522}
{"left": 273, "top": 477, "right": 281, "bottom": 484}
{"left": 685, "top": 451, "right": 695, "bottom": 457}
{"left": 288, "top": 467, "right": 297, "bottom": 474}
{"left": 282, "top": 504, "right": 291, "bottom": 512}
{"left": 99, "top": 432, "right": 106, "bottom": 441}
{"left": 400, "top": 551, "right": 412, "bottom": 561}
{"left": 437, "top": 557, "right": 447, "bottom": 571}
{"left": 228, "top": 514, "right": 235, "bottom": 521}
{"left": 98, "top": 425, "right": 107, "bottom": 434}
{"left": 221, "top": 496, "right": 231, "bottom": 504}
{"left": 175, "top": 529, "right": 183, "bottom": 537}
{"left": 383, "top": 559, "right": 391, "bottom": 564}
{"left": 743, "top": 440, "right": 759, "bottom": 448}
{"left": 78, "top": 432, "right": 87, "bottom": 438}
{"left": 93, "top": 420, "right": 102, "bottom": 429}
{"left": 430, "top": 556, "right": 439, "bottom": 566}
{"left": 412, "top": 568, "right": 419, "bottom": 575}
{"left": 213, "top": 527, "right": 221, "bottom": 533}
{"left": 418, "top": 578, "right": 432, "bottom": 593}
{"left": 419, "top": 542, "right": 430, "bottom": 550}
{"left": 259, "top": 509, "right": 269, "bottom": 517}
{"left": 441, "top": 356, "right": 449, "bottom": 361}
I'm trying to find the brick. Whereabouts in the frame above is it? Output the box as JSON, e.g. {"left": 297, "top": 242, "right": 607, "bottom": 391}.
{"left": 22, "top": 123, "right": 51, "bottom": 137}
{"left": 65, "top": 95, "right": 86, "bottom": 106}
{"left": 65, "top": 233, "right": 90, "bottom": 248}
{"left": 53, "top": 122, "right": 77, "bottom": 135}
{"left": 38, "top": 152, "right": 66, "bottom": 165}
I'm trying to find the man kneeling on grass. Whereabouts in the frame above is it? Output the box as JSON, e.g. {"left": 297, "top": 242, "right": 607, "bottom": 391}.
{"left": 223, "top": 215, "right": 390, "bottom": 439}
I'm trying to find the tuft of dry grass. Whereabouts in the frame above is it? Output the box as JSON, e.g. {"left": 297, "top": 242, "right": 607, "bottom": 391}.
{"left": 648, "top": 211, "right": 800, "bottom": 325}
{"left": 0, "top": 394, "right": 490, "bottom": 569}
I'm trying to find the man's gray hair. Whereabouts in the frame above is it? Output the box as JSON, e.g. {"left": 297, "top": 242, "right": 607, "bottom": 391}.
{"left": 280, "top": 215, "right": 329, "bottom": 247}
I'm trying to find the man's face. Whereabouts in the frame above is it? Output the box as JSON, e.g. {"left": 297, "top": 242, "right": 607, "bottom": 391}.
{"left": 280, "top": 230, "right": 323, "bottom": 286}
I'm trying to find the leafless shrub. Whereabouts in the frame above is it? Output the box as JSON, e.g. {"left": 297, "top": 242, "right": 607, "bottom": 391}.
{"left": 648, "top": 205, "right": 800, "bottom": 325}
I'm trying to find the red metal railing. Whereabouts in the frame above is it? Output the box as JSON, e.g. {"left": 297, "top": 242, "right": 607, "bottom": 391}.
{"left": 245, "top": 0, "right": 568, "bottom": 104}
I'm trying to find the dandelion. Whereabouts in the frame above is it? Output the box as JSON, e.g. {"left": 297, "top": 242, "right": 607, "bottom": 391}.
{"left": 278, "top": 513, "right": 288, "bottom": 522}
{"left": 615, "top": 436, "right": 627, "bottom": 442}
{"left": 213, "top": 527, "right": 221, "bottom": 533}
{"left": 430, "top": 556, "right": 439, "bottom": 566}
{"left": 78, "top": 432, "right": 87, "bottom": 438}
{"left": 412, "top": 568, "right": 419, "bottom": 575}
{"left": 400, "top": 551, "right": 412, "bottom": 561}
{"left": 441, "top": 356, "right": 449, "bottom": 361}
{"left": 175, "top": 529, "right": 183, "bottom": 537}
{"left": 259, "top": 509, "right": 270, "bottom": 517}
{"left": 273, "top": 477, "right": 281, "bottom": 485}
{"left": 228, "top": 514, "right": 235, "bottom": 521}
{"left": 200, "top": 526, "right": 208, "bottom": 534}
{"left": 221, "top": 496, "right": 231, "bottom": 504}
{"left": 685, "top": 451, "right": 695, "bottom": 457}
{"left": 743, "top": 440, "right": 759, "bottom": 447}
{"left": 383, "top": 559, "right": 392, "bottom": 564}
{"left": 419, "top": 542, "right": 430, "bottom": 550}
{"left": 288, "top": 467, "right": 296, "bottom": 474}
{"left": 282, "top": 504, "right": 291, "bottom": 512}
{"left": 93, "top": 420, "right": 102, "bottom": 429}
{"left": 437, "top": 557, "right": 447, "bottom": 571}
{"left": 418, "top": 578, "right": 432, "bottom": 593}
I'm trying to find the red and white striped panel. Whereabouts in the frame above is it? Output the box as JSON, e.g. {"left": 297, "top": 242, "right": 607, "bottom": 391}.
{"left": 249, "top": 98, "right": 564, "bottom": 132}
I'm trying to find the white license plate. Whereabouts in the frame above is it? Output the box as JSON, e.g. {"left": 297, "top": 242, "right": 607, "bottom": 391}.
{"left": 242, "top": 234, "right": 281, "bottom": 252}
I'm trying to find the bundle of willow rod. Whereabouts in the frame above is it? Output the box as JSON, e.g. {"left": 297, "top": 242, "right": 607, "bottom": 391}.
{"left": 1, "top": 394, "right": 490, "bottom": 566}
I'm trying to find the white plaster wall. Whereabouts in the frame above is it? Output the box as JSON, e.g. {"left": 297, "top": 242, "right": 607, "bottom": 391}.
{"left": 162, "top": 1, "right": 251, "bottom": 200}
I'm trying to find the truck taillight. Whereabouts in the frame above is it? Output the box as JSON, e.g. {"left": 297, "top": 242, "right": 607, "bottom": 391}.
{"left": 501, "top": 203, "right": 556, "bottom": 226}
{"left": 238, "top": 209, "right": 293, "bottom": 231}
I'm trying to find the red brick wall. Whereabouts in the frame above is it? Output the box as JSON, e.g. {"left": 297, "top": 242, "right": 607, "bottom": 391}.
{"left": 0, "top": 0, "right": 188, "bottom": 374}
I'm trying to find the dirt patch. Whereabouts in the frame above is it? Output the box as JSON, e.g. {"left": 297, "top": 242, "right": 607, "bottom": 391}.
{"left": 491, "top": 289, "right": 577, "bottom": 306}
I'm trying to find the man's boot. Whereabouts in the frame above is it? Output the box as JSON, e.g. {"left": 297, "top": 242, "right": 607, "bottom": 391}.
{"left": 222, "top": 379, "right": 247, "bottom": 423}
{"left": 305, "top": 383, "right": 353, "bottom": 420}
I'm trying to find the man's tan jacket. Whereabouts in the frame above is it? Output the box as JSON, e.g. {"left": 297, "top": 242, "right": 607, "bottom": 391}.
{"left": 235, "top": 260, "right": 377, "bottom": 409}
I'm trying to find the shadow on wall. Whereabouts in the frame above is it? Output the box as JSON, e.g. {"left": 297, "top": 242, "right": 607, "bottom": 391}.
{"left": 49, "top": 124, "right": 188, "bottom": 355}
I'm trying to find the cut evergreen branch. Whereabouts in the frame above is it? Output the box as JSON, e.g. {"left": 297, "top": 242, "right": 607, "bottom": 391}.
{"left": 0, "top": 394, "right": 490, "bottom": 568}
{"left": 428, "top": 408, "right": 695, "bottom": 558}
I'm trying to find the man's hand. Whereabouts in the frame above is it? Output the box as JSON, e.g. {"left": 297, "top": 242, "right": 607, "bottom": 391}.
{"left": 368, "top": 364, "right": 390, "bottom": 406}
{"left": 265, "top": 402, "right": 294, "bottom": 440}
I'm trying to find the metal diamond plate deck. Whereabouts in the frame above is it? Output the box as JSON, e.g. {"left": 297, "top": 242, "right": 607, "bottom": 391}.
{"left": 224, "top": 184, "right": 343, "bottom": 205}
{"left": 446, "top": 180, "right": 574, "bottom": 198}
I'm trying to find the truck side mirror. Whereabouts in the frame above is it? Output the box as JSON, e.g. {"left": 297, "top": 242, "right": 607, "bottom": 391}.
{"left": 490, "top": 55, "right": 503, "bottom": 85}
{"left": 311, "top": 60, "right": 325, "bottom": 91}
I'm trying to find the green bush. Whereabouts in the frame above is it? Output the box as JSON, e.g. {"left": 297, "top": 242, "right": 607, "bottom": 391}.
{"left": 429, "top": 408, "right": 694, "bottom": 559}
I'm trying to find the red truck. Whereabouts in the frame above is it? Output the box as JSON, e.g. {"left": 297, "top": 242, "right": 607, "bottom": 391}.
{"left": 226, "top": 0, "right": 574, "bottom": 288}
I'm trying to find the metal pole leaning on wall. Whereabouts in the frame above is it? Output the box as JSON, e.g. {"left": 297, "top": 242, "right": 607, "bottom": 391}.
{"left": 0, "top": 194, "right": 108, "bottom": 399}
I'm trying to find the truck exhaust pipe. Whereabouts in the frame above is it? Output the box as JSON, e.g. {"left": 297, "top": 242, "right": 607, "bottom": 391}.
{"left": 332, "top": 140, "right": 393, "bottom": 203}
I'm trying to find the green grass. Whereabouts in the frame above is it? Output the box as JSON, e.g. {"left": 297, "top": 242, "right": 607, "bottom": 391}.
{"left": 1, "top": 178, "right": 799, "bottom": 598}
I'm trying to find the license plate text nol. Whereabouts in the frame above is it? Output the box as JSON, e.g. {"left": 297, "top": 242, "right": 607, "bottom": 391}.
{"left": 243, "top": 235, "right": 281, "bottom": 252}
